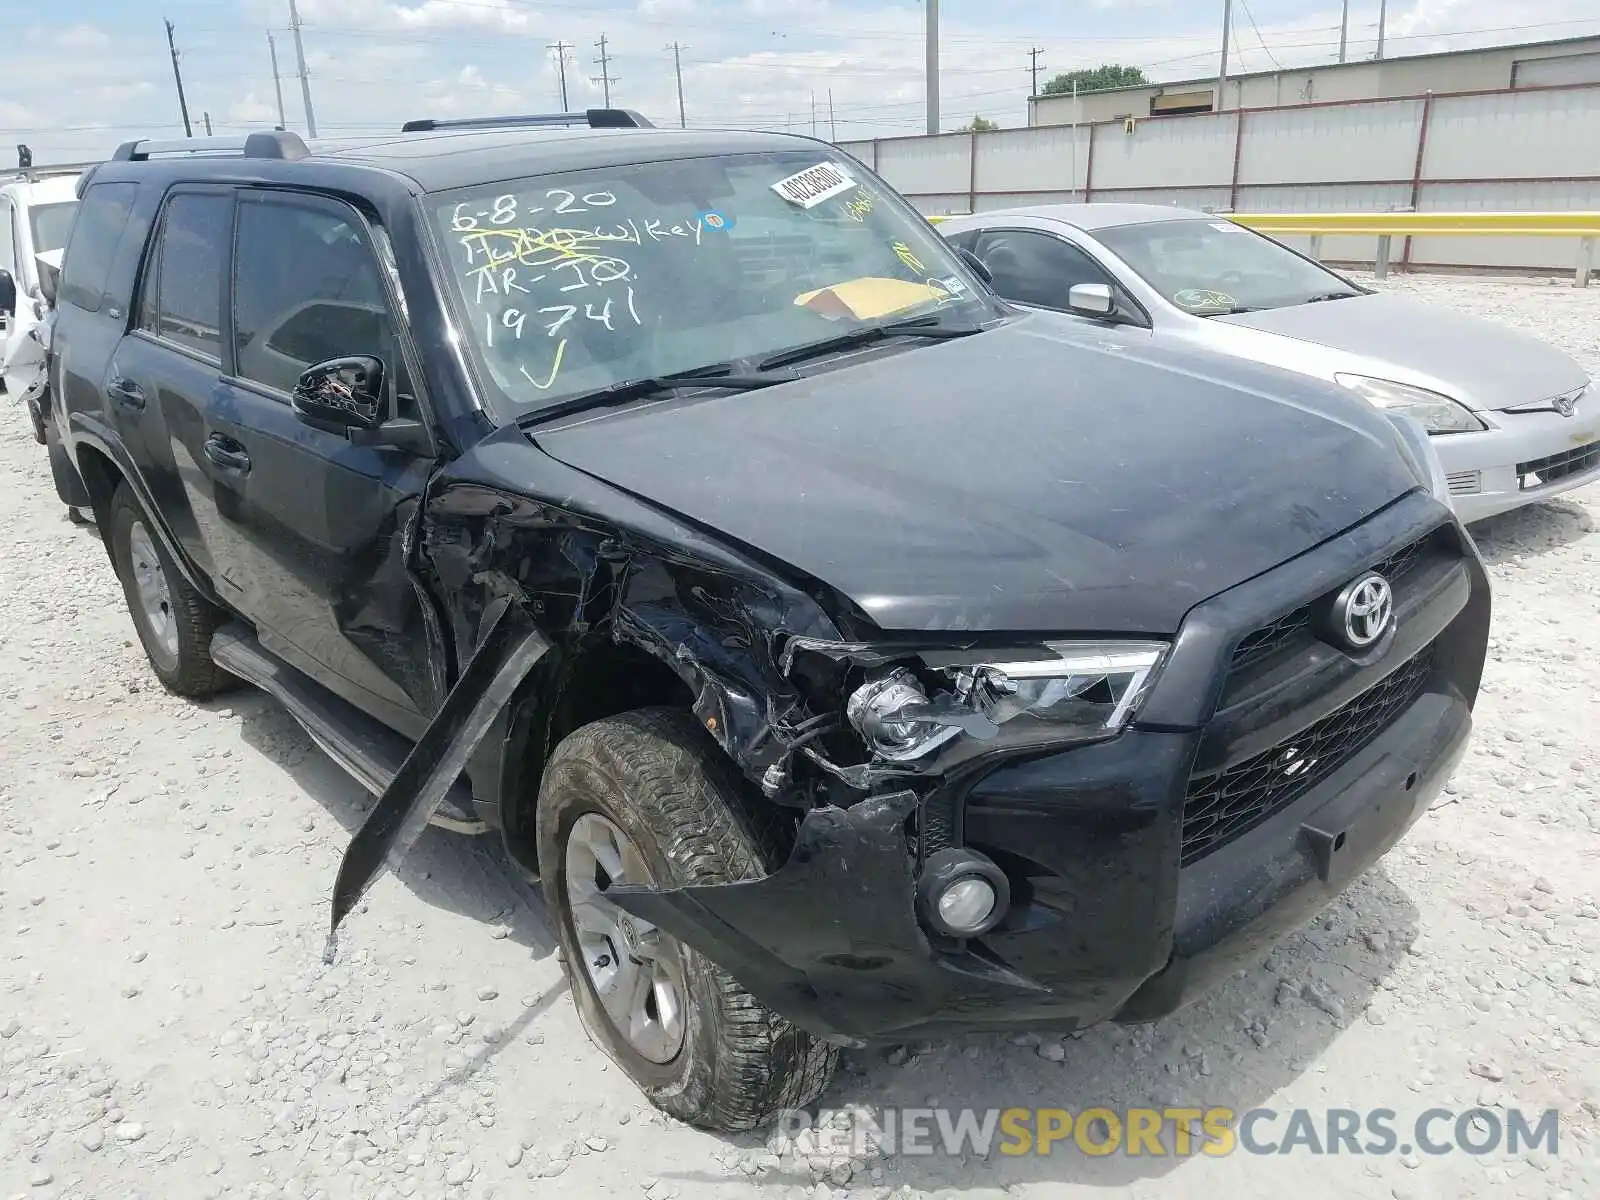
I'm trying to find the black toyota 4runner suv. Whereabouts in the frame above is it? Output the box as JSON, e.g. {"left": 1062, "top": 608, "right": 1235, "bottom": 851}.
{"left": 49, "top": 111, "right": 1489, "bottom": 1131}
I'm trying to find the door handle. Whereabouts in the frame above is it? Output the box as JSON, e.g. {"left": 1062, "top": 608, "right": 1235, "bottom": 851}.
{"left": 203, "top": 434, "right": 251, "bottom": 474}
{"left": 106, "top": 377, "right": 146, "bottom": 411}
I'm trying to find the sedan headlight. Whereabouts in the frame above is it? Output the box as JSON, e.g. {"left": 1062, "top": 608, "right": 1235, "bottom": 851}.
{"left": 1334, "top": 374, "right": 1486, "bottom": 434}
{"left": 846, "top": 641, "right": 1167, "bottom": 762}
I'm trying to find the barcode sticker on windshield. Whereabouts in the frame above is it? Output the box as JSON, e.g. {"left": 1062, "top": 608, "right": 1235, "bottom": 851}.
{"left": 771, "top": 162, "right": 858, "bottom": 209}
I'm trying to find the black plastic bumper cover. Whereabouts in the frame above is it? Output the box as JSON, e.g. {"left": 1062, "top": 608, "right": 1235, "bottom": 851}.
{"left": 607, "top": 789, "right": 1047, "bottom": 1044}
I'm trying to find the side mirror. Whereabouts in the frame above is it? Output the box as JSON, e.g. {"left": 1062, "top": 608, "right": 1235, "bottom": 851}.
{"left": 957, "top": 247, "right": 993, "bottom": 287}
{"left": 36, "top": 252, "right": 61, "bottom": 307}
{"left": 1068, "top": 282, "right": 1116, "bottom": 318}
{"left": 0, "top": 268, "right": 15, "bottom": 317}
{"left": 291, "top": 355, "right": 385, "bottom": 432}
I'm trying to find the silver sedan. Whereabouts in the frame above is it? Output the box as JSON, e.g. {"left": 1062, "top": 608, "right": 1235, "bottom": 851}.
{"left": 937, "top": 203, "right": 1599, "bottom": 525}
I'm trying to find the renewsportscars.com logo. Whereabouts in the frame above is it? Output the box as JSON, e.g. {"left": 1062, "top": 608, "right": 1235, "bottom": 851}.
{"left": 775, "top": 1105, "right": 1562, "bottom": 1159}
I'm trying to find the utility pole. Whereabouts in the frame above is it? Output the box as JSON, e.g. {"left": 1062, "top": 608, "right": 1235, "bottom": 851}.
{"left": 1376, "top": 0, "right": 1388, "bottom": 60}
{"left": 203, "top": 111, "right": 213, "bottom": 136}
{"left": 1217, "top": 0, "right": 1232, "bottom": 113}
{"left": 1028, "top": 46, "right": 1044, "bottom": 98}
{"left": 267, "top": 32, "right": 288, "bottom": 129}
{"left": 666, "top": 42, "right": 687, "bottom": 128}
{"left": 164, "top": 19, "right": 193, "bottom": 138}
{"left": 828, "top": 89, "right": 837, "bottom": 141}
{"left": 593, "top": 35, "right": 615, "bottom": 107}
{"left": 810, "top": 90, "right": 817, "bottom": 137}
{"left": 548, "top": 40, "right": 572, "bottom": 109}
{"left": 925, "top": 0, "right": 940, "bottom": 134}
{"left": 1338, "top": 0, "right": 1350, "bottom": 62}
{"left": 287, "top": 0, "right": 318, "bottom": 137}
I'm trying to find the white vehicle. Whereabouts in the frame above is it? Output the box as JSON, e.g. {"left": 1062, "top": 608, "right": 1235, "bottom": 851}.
{"left": 938, "top": 203, "right": 1598, "bottom": 525}
{"left": 1, "top": 167, "right": 82, "bottom": 440}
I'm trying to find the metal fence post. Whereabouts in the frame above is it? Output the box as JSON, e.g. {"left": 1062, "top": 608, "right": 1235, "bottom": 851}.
{"left": 1308, "top": 234, "right": 1323, "bottom": 261}
{"left": 1577, "top": 237, "right": 1594, "bottom": 288}
{"left": 1374, "top": 235, "right": 1392, "bottom": 280}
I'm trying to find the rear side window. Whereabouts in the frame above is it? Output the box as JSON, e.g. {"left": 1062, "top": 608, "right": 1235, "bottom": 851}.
{"left": 232, "top": 193, "right": 397, "bottom": 397}
{"left": 59, "top": 182, "right": 138, "bottom": 313}
{"left": 138, "top": 192, "right": 231, "bottom": 360}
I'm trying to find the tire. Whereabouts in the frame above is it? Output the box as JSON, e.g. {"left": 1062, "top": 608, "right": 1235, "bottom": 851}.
{"left": 107, "top": 483, "right": 230, "bottom": 698}
{"left": 537, "top": 707, "right": 837, "bottom": 1131}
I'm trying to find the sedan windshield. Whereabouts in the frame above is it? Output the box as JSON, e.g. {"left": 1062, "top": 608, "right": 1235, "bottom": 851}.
{"left": 1093, "top": 218, "right": 1360, "bottom": 315}
{"left": 28, "top": 201, "right": 78, "bottom": 255}
{"left": 429, "top": 150, "right": 993, "bottom": 418}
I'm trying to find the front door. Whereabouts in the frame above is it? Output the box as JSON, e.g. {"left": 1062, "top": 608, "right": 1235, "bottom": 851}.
{"left": 208, "top": 188, "right": 443, "bottom": 734}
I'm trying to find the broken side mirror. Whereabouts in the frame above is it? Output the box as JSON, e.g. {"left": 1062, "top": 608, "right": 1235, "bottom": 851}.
{"left": 1068, "top": 282, "right": 1116, "bottom": 318}
{"left": 291, "top": 355, "right": 386, "bottom": 432}
{"left": 957, "top": 247, "right": 993, "bottom": 287}
{"left": 0, "top": 268, "right": 15, "bottom": 318}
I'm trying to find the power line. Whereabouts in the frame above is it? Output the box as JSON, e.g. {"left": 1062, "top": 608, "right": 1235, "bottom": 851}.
{"left": 1236, "top": 0, "right": 1283, "bottom": 70}
{"left": 164, "top": 18, "right": 194, "bottom": 138}
{"left": 286, "top": 0, "right": 318, "bottom": 137}
{"left": 547, "top": 40, "right": 572, "bottom": 109}
{"left": 593, "top": 34, "right": 616, "bottom": 107}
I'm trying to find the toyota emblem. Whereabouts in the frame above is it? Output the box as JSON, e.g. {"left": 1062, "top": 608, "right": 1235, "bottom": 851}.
{"left": 1552, "top": 390, "right": 1579, "bottom": 418}
{"left": 1330, "top": 572, "right": 1393, "bottom": 651}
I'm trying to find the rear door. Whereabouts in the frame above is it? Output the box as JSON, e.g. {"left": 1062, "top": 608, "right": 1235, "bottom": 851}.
{"left": 208, "top": 187, "right": 440, "bottom": 733}
{"left": 109, "top": 187, "right": 239, "bottom": 592}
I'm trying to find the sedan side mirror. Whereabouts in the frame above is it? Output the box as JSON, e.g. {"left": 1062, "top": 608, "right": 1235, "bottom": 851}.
{"left": 957, "top": 247, "right": 993, "bottom": 287}
{"left": 291, "top": 355, "right": 386, "bottom": 432}
{"left": 1068, "top": 282, "right": 1116, "bottom": 318}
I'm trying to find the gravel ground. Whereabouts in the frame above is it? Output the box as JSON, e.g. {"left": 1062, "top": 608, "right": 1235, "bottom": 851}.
{"left": 2, "top": 272, "right": 1598, "bottom": 1200}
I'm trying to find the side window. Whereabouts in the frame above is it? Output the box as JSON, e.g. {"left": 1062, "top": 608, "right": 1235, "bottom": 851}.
{"left": 232, "top": 194, "right": 401, "bottom": 402}
{"left": 0, "top": 200, "right": 15, "bottom": 280}
{"left": 972, "top": 229, "right": 1113, "bottom": 309}
{"left": 59, "top": 182, "right": 139, "bottom": 313}
{"left": 138, "top": 192, "right": 230, "bottom": 360}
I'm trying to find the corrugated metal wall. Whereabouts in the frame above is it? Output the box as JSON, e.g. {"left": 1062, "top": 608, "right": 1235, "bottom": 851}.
{"left": 839, "top": 82, "right": 1600, "bottom": 273}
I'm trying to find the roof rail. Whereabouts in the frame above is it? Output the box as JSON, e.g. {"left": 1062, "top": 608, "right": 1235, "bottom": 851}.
{"left": 1, "top": 162, "right": 93, "bottom": 185}
{"left": 399, "top": 108, "right": 655, "bottom": 133}
{"left": 109, "top": 130, "right": 310, "bottom": 163}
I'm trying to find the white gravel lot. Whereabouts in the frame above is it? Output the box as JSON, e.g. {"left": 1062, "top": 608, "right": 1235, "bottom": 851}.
{"left": 2, "top": 272, "right": 1598, "bottom": 1200}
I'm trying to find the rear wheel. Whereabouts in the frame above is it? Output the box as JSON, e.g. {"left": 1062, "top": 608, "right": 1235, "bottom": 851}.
{"left": 537, "top": 707, "right": 837, "bottom": 1131}
{"left": 107, "top": 484, "right": 230, "bottom": 698}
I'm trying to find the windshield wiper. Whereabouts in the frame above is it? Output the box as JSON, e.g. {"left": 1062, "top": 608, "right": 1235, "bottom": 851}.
{"left": 518, "top": 364, "right": 796, "bottom": 427}
{"left": 759, "top": 313, "right": 984, "bottom": 371}
{"left": 1303, "top": 291, "right": 1360, "bottom": 303}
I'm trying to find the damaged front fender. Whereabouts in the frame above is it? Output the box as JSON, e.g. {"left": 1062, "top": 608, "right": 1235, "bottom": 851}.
{"left": 325, "top": 597, "right": 550, "bottom": 957}
{"left": 606, "top": 789, "right": 1045, "bottom": 1044}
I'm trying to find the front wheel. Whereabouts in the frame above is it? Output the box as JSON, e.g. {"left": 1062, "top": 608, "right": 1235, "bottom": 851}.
{"left": 107, "top": 484, "right": 230, "bottom": 698}
{"left": 537, "top": 708, "right": 837, "bottom": 1131}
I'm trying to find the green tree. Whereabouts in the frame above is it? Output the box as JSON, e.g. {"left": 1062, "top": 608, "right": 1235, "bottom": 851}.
{"left": 958, "top": 115, "right": 999, "bottom": 132}
{"left": 1041, "top": 64, "right": 1148, "bottom": 96}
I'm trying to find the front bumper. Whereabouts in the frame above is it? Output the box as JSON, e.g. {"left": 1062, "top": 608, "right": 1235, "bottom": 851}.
{"left": 1434, "top": 402, "right": 1600, "bottom": 524}
{"left": 610, "top": 491, "right": 1490, "bottom": 1044}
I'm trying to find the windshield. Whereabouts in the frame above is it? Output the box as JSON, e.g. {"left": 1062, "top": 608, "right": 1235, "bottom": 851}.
{"left": 429, "top": 150, "right": 993, "bottom": 417}
{"left": 1093, "top": 218, "right": 1359, "bottom": 315}
{"left": 29, "top": 201, "right": 78, "bottom": 256}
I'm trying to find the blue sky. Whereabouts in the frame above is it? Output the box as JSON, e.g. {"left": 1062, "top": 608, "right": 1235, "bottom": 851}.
{"left": 4, "top": 0, "right": 1599, "bottom": 162}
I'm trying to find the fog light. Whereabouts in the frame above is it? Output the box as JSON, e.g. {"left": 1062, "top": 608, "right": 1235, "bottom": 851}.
{"left": 937, "top": 877, "right": 997, "bottom": 932}
{"left": 916, "top": 848, "right": 1011, "bottom": 938}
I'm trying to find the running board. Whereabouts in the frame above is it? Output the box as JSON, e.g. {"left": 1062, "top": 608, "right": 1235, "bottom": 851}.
{"left": 209, "top": 623, "right": 487, "bottom": 834}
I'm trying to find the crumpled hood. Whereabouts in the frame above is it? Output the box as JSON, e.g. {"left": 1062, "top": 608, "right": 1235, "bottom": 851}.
{"left": 1210, "top": 292, "right": 1588, "bottom": 412}
{"left": 535, "top": 313, "right": 1422, "bottom": 634}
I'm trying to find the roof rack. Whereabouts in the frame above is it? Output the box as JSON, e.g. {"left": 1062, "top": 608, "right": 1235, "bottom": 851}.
{"left": 399, "top": 108, "right": 655, "bottom": 133}
{"left": 109, "top": 130, "right": 310, "bottom": 163}
{"left": 1, "top": 162, "right": 94, "bottom": 185}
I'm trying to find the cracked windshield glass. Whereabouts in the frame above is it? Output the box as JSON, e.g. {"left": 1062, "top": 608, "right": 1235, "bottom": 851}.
{"left": 430, "top": 150, "right": 990, "bottom": 416}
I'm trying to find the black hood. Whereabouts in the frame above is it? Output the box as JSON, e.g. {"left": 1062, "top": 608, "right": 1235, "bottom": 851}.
{"left": 535, "top": 313, "right": 1420, "bottom": 634}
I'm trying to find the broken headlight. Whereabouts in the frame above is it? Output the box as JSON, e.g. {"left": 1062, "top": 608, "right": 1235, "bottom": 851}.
{"left": 846, "top": 642, "right": 1168, "bottom": 762}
